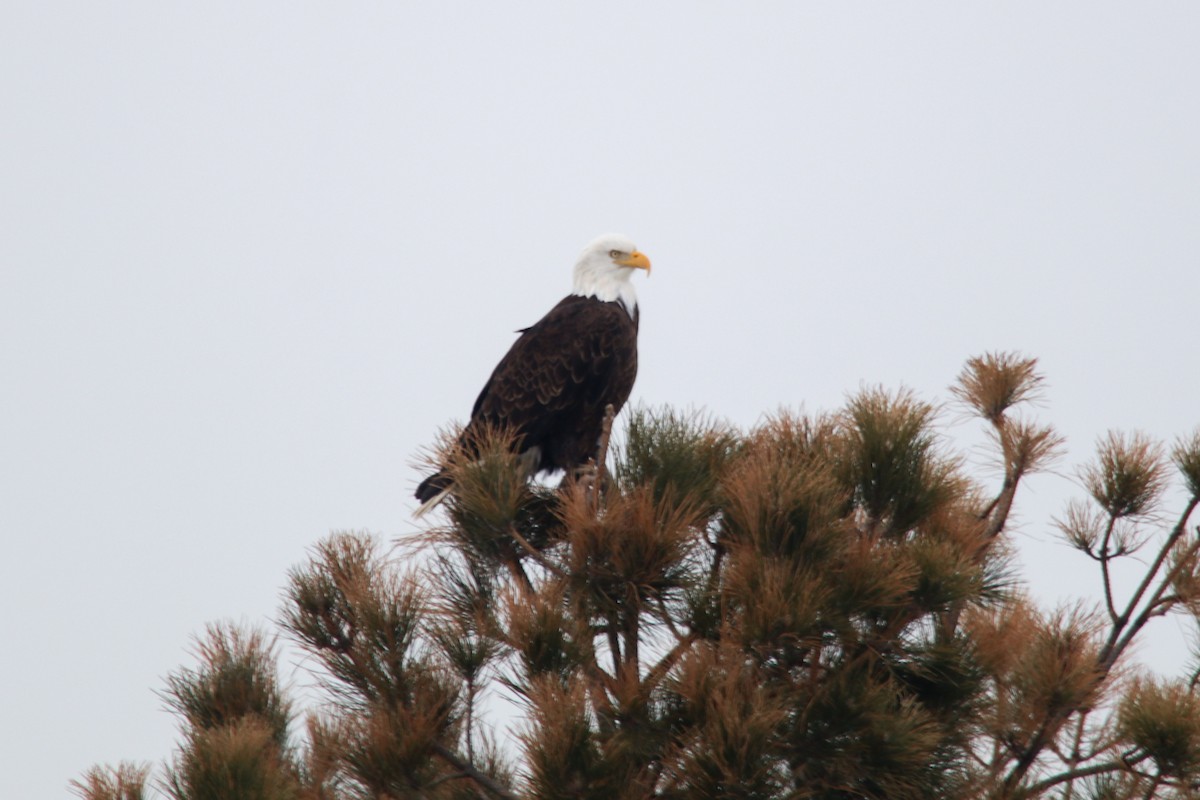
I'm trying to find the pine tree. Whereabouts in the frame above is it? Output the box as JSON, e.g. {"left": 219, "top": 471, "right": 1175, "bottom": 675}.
{"left": 74, "top": 353, "right": 1200, "bottom": 800}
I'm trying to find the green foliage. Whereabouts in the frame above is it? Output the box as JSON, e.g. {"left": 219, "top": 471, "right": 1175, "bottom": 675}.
{"left": 281, "top": 533, "right": 432, "bottom": 709}
{"left": 162, "top": 625, "right": 291, "bottom": 748}
{"left": 791, "top": 671, "right": 960, "bottom": 800}
{"left": 1172, "top": 427, "right": 1200, "bottom": 499}
{"left": 165, "top": 720, "right": 299, "bottom": 800}
{"left": 76, "top": 352, "right": 1200, "bottom": 800}
{"left": 1118, "top": 678, "right": 1200, "bottom": 778}
{"left": 664, "top": 644, "right": 789, "bottom": 798}
{"left": 281, "top": 533, "right": 485, "bottom": 798}
{"left": 521, "top": 677, "right": 611, "bottom": 800}
{"left": 841, "top": 388, "right": 963, "bottom": 536}
{"left": 149, "top": 625, "right": 303, "bottom": 800}
{"left": 557, "top": 485, "right": 705, "bottom": 623}
{"left": 720, "top": 412, "right": 846, "bottom": 562}
{"left": 614, "top": 406, "right": 739, "bottom": 512}
{"left": 443, "top": 424, "right": 551, "bottom": 553}
{"left": 504, "top": 584, "right": 594, "bottom": 684}
{"left": 890, "top": 636, "right": 985, "bottom": 720}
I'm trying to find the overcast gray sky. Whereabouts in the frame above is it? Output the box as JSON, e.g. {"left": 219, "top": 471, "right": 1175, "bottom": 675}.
{"left": 3, "top": 3, "right": 1199, "bottom": 797}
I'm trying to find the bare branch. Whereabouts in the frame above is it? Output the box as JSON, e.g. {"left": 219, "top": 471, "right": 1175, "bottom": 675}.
{"left": 1024, "top": 752, "right": 1149, "bottom": 795}
{"left": 642, "top": 633, "right": 698, "bottom": 692}
{"left": 1100, "top": 496, "right": 1200, "bottom": 671}
{"left": 431, "top": 741, "right": 516, "bottom": 800}
{"left": 506, "top": 524, "right": 565, "bottom": 579}
{"left": 1099, "top": 515, "right": 1120, "bottom": 623}
{"left": 596, "top": 403, "right": 615, "bottom": 489}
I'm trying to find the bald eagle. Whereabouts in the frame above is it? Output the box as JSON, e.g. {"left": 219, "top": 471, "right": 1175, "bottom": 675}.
{"left": 415, "top": 234, "right": 651, "bottom": 511}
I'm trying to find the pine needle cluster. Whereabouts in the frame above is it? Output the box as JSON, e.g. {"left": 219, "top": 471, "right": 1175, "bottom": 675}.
{"left": 74, "top": 353, "right": 1200, "bottom": 799}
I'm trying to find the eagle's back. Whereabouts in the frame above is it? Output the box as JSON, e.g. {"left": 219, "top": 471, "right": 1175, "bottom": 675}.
{"left": 469, "top": 294, "right": 638, "bottom": 473}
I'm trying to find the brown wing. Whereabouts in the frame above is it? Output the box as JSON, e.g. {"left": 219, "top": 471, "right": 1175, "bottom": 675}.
{"left": 467, "top": 295, "right": 638, "bottom": 472}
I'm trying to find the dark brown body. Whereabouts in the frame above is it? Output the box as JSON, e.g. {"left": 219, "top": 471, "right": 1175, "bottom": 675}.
{"left": 416, "top": 294, "right": 639, "bottom": 503}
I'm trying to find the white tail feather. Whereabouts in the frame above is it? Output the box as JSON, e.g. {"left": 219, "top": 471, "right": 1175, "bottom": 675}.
{"left": 412, "top": 486, "right": 452, "bottom": 520}
{"left": 412, "top": 445, "right": 542, "bottom": 521}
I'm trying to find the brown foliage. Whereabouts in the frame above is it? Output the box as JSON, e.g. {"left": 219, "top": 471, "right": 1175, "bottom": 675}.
{"left": 76, "top": 353, "right": 1200, "bottom": 800}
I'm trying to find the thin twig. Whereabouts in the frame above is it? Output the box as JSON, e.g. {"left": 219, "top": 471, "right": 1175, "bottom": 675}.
{"left": 1061, "top": 710, "right": 1091, "bottom": 800}
{"left": 656, "top": 595, "right": 683, "bottom": 640}
{"left": 977, "top": 493, "right": 1001, "bottom": 522}
{"left": 431, "top": 741, "right": 517, "bottom": 800}
{"left": 1108, "top": 538, "right": 1200, "bottom": 668}
{"left": 1099, "top": 515, "right": 1120, "bottom": 623}
{"left": 1100, "top": 497, "right": 1200, "bottom": 669}
{"left": 942, "top": 457, "right": 1022, "bottom": 641}
{"left": 1023, "top": 752, "right": 1148, "bottom": 795}
{"left": 624, "top": 588, "right": 640, "bottom": 676}
{"left": 1140, "top": 772, "right": 1163, "bottom": 800}
{"left": 1004, "top": 498, "right": 1200, "bottom": 793}
{"left": 503, "top": 558, "right": 535, "bottom": 595}
{"left": 506, "top": 524, "right": 565, "bottom": 578}
{"left": 641, "top": 633, "right": 699, "bottom": 692}
{"left": 593, "top": 403, "right": 616, "bottom": 514}
{"left": 597, "top": 403, "right": 615, "bottom": 480}
{"left": 424, "top": 771, "right": 470, "bottom": 790}
{"left": 465, "top": 675, "right": 476, "bottom": 764}
{"left": 983, "top": 473, "right": 1019, "bottom": 540}
{"left": 606, "top": 610, "right": 623, "bottom": 675}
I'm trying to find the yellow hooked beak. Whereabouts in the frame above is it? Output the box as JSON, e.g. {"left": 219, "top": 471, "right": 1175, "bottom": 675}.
{"left": 617, "top": 250, "right": 652, "bottom": 275}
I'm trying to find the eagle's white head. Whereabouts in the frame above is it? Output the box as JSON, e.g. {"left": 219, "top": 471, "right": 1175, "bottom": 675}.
{"left": 571, "top": 233, "right": 651, "bottom": 315}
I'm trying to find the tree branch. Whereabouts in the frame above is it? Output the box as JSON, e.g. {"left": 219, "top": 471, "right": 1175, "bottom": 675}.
{"left": 605, "top": 610, "right": 623, "bottom": 675}
{"left": 506, "top": 524, "right": 565, "bottom": 578}
{"left": 1023, "top": 752, "right": 1148, "bottom": 795}
{"left": 1098, "top": 514, "right": 1120, "bottom": 623}
{"left": 982, "top": 472, "right": 1019, "bottom": 540}
{"left": 431, "top": 742, "right": 516, "bottom": 800}
{"left": 596, "top": 403, "right": 615, "bottom": 488}
{"left": 641, "top": 633, "right": 698, "bottom": 693}
{"left": 1099, "top": 496, "right": 1200, "bottom": 670}
{"left": 1004, "top": 498, "right": 1200, "bottom": 794}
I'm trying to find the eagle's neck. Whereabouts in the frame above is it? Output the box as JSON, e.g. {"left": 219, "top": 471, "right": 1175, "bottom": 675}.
{"left": 571, "top": 266, "right": 639, "bottom": 318}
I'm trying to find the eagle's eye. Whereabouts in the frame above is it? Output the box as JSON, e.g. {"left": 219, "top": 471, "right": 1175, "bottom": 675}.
{"left": 609, "top": 249, "right": 623, "bottom": 259}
